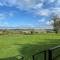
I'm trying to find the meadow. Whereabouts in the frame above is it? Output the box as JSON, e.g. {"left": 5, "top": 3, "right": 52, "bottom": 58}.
{"left": 0, "top": 33, "right": 60, "bottom": 60}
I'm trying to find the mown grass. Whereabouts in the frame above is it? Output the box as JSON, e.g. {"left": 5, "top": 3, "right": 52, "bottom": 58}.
{"left": 0, "top": 33, "right": 60, "bottom": 60}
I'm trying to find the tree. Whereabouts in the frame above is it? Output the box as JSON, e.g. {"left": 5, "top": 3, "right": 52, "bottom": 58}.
{"left": 52, "top": 15, "right": 60, "bottom": 33}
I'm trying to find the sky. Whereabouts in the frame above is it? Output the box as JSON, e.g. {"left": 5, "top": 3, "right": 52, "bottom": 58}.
{"left": 0, "top": 0, "right": 60, "bottom": 29}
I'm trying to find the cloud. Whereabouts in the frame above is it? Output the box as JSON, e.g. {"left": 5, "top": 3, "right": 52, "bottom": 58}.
{"left": 46, "top": 21, "right": 50, "bottom": 25}
{"left": 36, "top": 9, "right": 50, "bottom": 16}
{"left": 0, "top": 2, "right": 4, "bottom": 6}
{"left": 1, "top": 0, "right": 35, "bottom": 10}
{"left": 0, "top": 12, "right": 15, "bottom": 20}
{"left": 0, "top": 0, "right": 44, "bottom": 10}
{"left": 33, "top": 3, "right": 43, "bottom": 9}
{"left": 51, "top": 7, "right": 60, "bottom": 17}
{"left": 0, "top": 0, "right": 59, "bottom": 9}
{"left": 56, "top": 0, "right": 60, "bottom": 6}
{"left": 38, "top": 18, "right": 46, "bottom": 22}
{"left": 48, "top": 0, "right": 55, "bottom": 3}
{"left": 0, "top": 0, "right": 60, "bottom": 29}
{"left": 46, "top": 20, "right": 54, "bottom": 25}
{"left": 0, "top": 13, "right": 6, "bottom": 20}
{"left": 0, "top": 0, "right": 60, "bottom": 17}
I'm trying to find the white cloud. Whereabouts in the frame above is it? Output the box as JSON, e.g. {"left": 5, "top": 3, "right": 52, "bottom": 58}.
{"left": 0, "top": 0, "right": 59, "bottom": 9}
{"left": 6, "top": 0, "right": 17, "bottom": 7}
{"left": 46, "top": 20, "right": 54, "bottom": 25}
{"left": 0, "top": 0, "right": 43, "bottom": 10}
{"left": 0, "top": 12, "right": 15, "bottom": 20}
{"left": 46, "top": 21, "right": 50, "bottom": 25}
{"left": 48, "top": 0, "right": 55, "bottom": 3}
{"left": 51, "top": 7, "right": 60, "bottom": 17}
{"left": 33, "top": 3, "right": 43, "bottom": 9}
{"left": 38, "top": 18, "right": 46, "bottom": 22}
{"left": 56, "top": 0, "right": 60, "bottom": 6}
{"left": 0, "top": 0, "right": 60, "bottom": 17}
{"left": 36, "top": 9, "right": 50, "bottom": 16}
{"left": 0, "top": 0, "right": 7, "bottom": 6}
{"left": 0, "top": 2, "right": 4, "bottom": 6}
{"left": 0, "top": 14, "right": 6, "bottom": 20}
{"left": 1, "top": 0, "right": 35, "bottom": 10}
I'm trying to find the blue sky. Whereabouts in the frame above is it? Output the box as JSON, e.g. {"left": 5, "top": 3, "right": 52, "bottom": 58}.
{"left": 0, "top": 0, "right": 60, "bottom": 29}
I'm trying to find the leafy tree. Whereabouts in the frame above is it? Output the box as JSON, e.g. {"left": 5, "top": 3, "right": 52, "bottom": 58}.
{"left": 52, "top": 15, "right": 60, "bottom": 33}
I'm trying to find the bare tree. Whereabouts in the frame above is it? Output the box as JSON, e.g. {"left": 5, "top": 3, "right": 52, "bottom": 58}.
{"left": 52, "top": 15, "right": 60, "bottom": 33}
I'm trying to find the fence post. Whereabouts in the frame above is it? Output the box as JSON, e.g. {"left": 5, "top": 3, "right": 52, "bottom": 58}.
{"left": 32, "top": 55, "right": 34, "bottom": 60}
{"left": 48, "top": 50, "right": 52, "bottom": 60}
{"left": 44, "top": 51, "right": 46, "bottom": 60}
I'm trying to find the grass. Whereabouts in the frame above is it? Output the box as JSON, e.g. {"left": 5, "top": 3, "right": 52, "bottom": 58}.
{"left": 0, "top": 33, "right": 60, "bottom": 60}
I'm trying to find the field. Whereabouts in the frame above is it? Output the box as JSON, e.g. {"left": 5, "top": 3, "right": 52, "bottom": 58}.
{"left": 0, "top": 33, "right": 60, "bottom": 60}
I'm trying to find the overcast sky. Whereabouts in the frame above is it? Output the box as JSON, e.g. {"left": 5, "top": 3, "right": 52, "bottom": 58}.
{"left": 0, "top": 0, "right": 60, "bottom": 29}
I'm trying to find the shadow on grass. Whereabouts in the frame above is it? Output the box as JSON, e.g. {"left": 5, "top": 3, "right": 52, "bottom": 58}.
{"left": 18, "top": 42, "right": 59, "bottom": 60}
{"left": 0, "top": 39, "right": 60, "bottom": 60}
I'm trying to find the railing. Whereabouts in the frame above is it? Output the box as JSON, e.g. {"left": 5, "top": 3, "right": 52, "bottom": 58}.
{"left": 48, "top": 45, "right": 60, "bottom": 60}
{"left": 32, "top": 45, "right": 60, "bottom": 60}
{"left": 32, "top": 50, "right": 47, "bottom": 60}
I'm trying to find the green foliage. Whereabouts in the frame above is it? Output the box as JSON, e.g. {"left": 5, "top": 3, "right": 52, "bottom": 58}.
{"left": 52, "top": 15, "right": 60, "bottom": 33}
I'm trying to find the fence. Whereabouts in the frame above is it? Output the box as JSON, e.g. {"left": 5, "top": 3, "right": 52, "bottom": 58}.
{"left": 32, "top": 45, "right": 60, "bottom": 60}
{"left": 32, "top": 50, "right": 48, "bottom": 60}
{"left": 48, "top": 45, "right": 60, "bottom": 60}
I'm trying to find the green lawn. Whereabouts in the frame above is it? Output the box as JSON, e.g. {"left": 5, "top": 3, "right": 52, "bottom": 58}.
{"left": 0, "top": 33, "right": 60, "bottom": 60}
